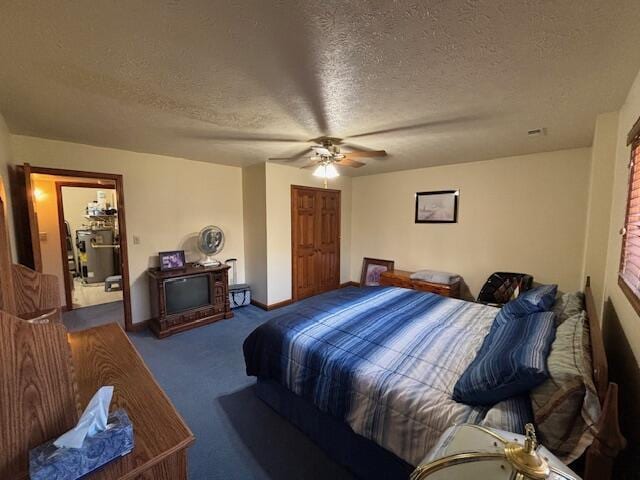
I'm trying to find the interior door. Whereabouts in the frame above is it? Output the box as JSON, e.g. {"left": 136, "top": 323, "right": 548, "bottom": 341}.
{"left": 292, "top": 187, "right": 318, "bottom": 300}
{"left": 315, "top": 190, "right": 340, "bottom": 294}
{"left": 291, "top": 186, "right": 340, "bottom": 301}
{"left": 10, "top": 163, "right": 42, "bottom": 271}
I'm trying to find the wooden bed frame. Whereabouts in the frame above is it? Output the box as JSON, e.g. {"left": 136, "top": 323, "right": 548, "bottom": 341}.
{"left": 582, "top": 276, "right": 626, "bottom": 480}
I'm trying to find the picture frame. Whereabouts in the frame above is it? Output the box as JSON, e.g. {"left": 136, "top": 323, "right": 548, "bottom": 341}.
{"left": 415, "top": 190, "right": 459, "bottom": 223}
{"left": 360, "top": 257, "right": 395, "bottom": 287}
{"left": 159, "top": 250, "right": 186, "bottom": 271}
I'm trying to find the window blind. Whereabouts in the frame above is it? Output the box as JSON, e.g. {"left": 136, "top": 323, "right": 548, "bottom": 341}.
{"left": 620, "top": 142, "right": 640, "bottom": 299}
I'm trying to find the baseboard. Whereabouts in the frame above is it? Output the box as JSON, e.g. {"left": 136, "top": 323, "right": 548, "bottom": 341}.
{"left": 251, "top": 284, "right": 359, "bottom": 311}
{"left": 250, "top": 299, "right": 294, "bottom": 311}
{"left": 268, "top": 299, "right": 294, "bottom": 310}
{"left": 128, "top": 319, "right": 150, "bottom": 332}
{"left": 250, "top": 299, "right": 269, "bottom": 310}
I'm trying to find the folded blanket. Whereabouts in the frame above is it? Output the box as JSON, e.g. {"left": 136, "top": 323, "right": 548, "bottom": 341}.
{"left": 410, "top": 269, "right": 460, "bottom": 285}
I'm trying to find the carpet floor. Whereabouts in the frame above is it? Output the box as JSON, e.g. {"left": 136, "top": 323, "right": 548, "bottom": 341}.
{"left": 63, "top": 293, "right": 354, "bottom": 480}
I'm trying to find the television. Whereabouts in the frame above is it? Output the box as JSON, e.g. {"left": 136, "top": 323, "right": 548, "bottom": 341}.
{"left": 163, "top": 274, "right": 211, "bottom": 315}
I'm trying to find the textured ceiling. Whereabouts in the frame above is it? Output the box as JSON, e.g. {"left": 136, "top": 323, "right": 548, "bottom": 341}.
{"left": 1, "top": 1, "right": 640, "bottom": 176}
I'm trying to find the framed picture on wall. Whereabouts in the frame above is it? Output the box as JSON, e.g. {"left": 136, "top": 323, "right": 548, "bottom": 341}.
{"left": 360, "top": 257, "right": 395, "bottom": 286}
{"left": 415, "top": 190, "right": 459, "bottom": 223}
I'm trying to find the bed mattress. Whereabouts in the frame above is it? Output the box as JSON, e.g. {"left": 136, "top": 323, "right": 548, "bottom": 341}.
{"left": 243, "top": 287, "right": 532, "bottom": 466}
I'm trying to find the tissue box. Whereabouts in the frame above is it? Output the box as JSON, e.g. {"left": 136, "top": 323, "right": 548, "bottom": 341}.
{"left": 29, "top": 409, "right": 134, "bottom": 480}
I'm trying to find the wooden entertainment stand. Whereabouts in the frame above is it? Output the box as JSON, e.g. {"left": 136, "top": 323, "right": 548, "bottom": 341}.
{"left": 147, "top": 263, "right": 232, "bottom": 338}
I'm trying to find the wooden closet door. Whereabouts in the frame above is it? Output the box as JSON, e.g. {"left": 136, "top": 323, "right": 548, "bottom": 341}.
{"left": 291, "top": 186, "right": 340, "bottom": 301}
{"left": 292, "top": 187, "right": 319, "bottom": 300}
{"left": 315, "top": 190, "right": 340, "bottom": 294}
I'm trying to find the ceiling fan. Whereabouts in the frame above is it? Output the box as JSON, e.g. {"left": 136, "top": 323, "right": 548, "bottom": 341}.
{"left": 268, "top": 136, "right": 387, "bottom": 182}
{"left": 182, "top": 114, "right": 480, "bottom": 186}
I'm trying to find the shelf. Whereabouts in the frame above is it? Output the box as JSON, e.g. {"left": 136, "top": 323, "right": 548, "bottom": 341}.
{"left": 84, "top": 214, "right": 117, "bottom": 219}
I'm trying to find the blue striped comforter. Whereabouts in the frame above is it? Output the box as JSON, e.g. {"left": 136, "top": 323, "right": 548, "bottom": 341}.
{"left": 243, "top": 287, "right": 532, "bottom": 466}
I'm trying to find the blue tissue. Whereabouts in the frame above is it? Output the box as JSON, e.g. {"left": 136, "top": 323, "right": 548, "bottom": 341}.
{"left": 29, "top": 409, "right": 134, "bottom": 480}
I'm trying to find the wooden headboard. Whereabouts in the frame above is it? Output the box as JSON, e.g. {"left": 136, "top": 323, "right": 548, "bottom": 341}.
{"left": 583, "top": 277, "right": 626, "bottom": 480}
{"left": 584, "top": 277, "right": 608, "bottom": 402}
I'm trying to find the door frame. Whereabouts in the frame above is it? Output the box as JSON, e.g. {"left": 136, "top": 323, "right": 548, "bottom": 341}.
{"left": 0, "top": 178, "right": 17, "bottom": 313}
{"left": 23, "top": 164, "right": 43, "bottom": 272}
{"left": 10, "top": 163, "right": 43, "bottom": 271}
{"left": 290, "top": 185, "right": 341, "bottom": 302}
{"left": 27, "top": 166, "right": 133, "bottom": 331}
{"left": 55, "top": 181, "right": 116, "bottom": 313}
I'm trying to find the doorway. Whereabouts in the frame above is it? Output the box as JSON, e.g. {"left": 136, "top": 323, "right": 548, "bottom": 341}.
{"left": 57, "top": 182, "right": 122, "bottom": 310}
{"left": 12, "top": 165, "right": 133, "bottom": 330}
{"left": 291, "top": 185, "right": 340, "bottom": 301}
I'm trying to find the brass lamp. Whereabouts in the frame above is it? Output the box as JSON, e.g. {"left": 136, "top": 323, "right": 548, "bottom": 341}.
{"left": 411, "top": 424, "right": 579, "bottom": 480}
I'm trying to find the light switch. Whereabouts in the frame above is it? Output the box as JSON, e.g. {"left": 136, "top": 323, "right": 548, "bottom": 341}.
{"left": 133, "top": 235, "right": 141, "bottom": 245}
{"left": 39, "top": 232, "right": 47, "bottom": 241}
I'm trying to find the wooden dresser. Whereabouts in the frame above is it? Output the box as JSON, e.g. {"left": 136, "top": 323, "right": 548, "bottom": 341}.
{"left": 380, "top": 269, "right": 460, "bottom": 298}
{"left": 69, "top": 323, "right": 194, "bottom": 479}
{"left": 1, "top": 313, "right": 193, "bottom": 480}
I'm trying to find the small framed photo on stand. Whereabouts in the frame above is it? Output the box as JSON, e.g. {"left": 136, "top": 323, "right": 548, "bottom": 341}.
{"left": 159, "top": 250, "right": 186, "bottom": 271}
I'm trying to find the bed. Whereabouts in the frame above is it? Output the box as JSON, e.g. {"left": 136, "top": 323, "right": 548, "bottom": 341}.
{"left": 243, "top": 279, "right": 624, "bottom": 480}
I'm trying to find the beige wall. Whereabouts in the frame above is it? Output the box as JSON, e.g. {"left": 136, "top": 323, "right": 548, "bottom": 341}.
{"left": 11, "top": 135, "right": 245, "bottom": 324}
{"left": 585, "top": 67, "right": 640, "bottom": 477}
{"left": 0, "top": 112, "right": 16, "bottom": 261}
{"left": 350, "top": 148, "right": 592, "bottom": 298}
{"left": 582, "top": 112, "right": 619, "bottom": 318}
{"left": 603, "top": 68, "right": 640, "bottom": 363}
{"left": 265, "top": 163, "right": 352, "bottom": 304}
{"left": 32, "top": 178, "right": 65, "bottom": 305}
{"left": 242, "top": 163, "right": 268, "bottom": 304}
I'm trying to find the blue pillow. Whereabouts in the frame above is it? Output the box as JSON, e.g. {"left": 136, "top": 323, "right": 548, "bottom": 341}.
{"left": 501, "top": 284, "right": 557, "bottom": 318}
{"left": 452, "top": 311, "right": 556, "bottom": 406}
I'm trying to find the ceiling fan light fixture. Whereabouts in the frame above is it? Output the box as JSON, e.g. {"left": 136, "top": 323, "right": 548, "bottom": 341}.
{"left": 313, "top": 163, "right": 340, "bottom": 179}
{"left": 325, "top": 163, "right": 339, "bottom": 178}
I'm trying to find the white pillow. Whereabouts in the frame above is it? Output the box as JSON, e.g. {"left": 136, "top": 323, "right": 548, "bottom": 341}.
{"left": 552, "top": 291, "right": 585, "bottom": 325}
{"left": 530, "top": 311, "right": 600, "bottom": 463}
{"left": 409, "top": 269, "right": 460, "bottom": 285}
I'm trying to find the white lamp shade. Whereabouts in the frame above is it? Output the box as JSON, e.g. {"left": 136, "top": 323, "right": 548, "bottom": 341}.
{"left": 412, "top": 424, "right": 579, "bottom": 480}
{"left": 312, "top": 163, "right": 339, "bottom": 179}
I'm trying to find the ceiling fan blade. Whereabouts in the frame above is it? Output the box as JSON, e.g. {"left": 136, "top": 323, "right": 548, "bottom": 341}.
{"left": 311, "top": 146, "right": 331, "bottom": 156}
{"left": 182, "top": 131, "right": 309, "bottom": 143}
{"left": 268, "top": 147, "right": 314, "bottom": 161}
{"left": 300, "top": 161, "right": 319, "bottom": 169}
{"left": 343, "top": 150, "right": 387, "bottom": 158}
{"left": 346, "top": 115, "right": 483, "bottom": 139}
{"left": 335, "top": 158, "right": 366, "bottom": 168}
{"left": 209, "top": 136, "right": 305, "bottom": 143}
{"left": 342, "top": 141, "right": 377, "bottom": 152}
